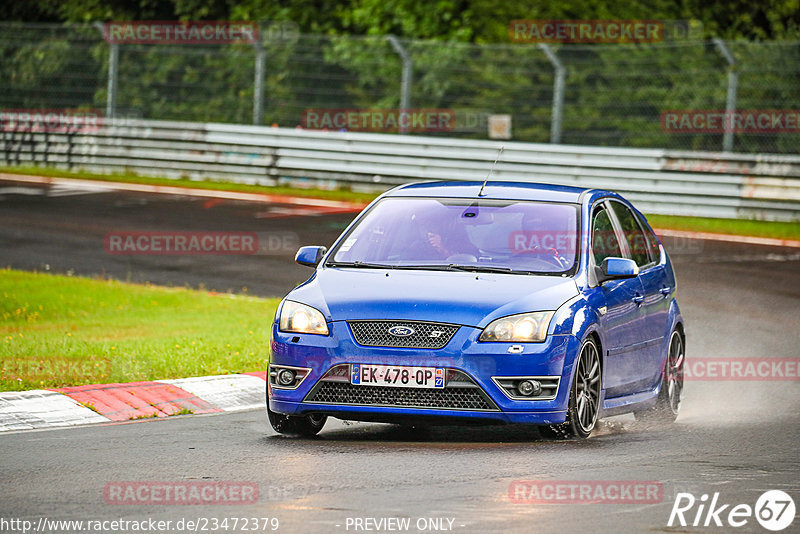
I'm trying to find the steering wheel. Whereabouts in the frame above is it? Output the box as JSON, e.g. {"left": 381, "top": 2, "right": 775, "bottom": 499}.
{"left": 546, "top": 247, "right": 572, "bottom": 269}
{"left": 515, "top": 244, "right": 569, "bottom": 269}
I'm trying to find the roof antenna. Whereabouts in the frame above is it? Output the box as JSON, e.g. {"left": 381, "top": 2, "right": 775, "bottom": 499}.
{"left": 478, "top": 145, "right": 504, "bottom": 197}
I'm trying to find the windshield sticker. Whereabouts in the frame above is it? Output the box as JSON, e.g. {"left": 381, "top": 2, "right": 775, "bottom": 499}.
{"left": 339, "top": 237, "right": 357, "bottom": 252}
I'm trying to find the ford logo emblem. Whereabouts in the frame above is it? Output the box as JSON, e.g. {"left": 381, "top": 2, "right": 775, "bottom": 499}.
{"left": 387, "top": 325, "right": 415, "bottom": 337}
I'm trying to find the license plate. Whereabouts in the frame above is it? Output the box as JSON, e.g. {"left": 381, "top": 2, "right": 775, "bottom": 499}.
{"left": 350, "top": 364, "right": 444, "bottom": 389}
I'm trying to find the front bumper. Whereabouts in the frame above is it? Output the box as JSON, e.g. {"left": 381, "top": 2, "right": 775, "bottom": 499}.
{"left": 268, "top": 320, "right": 580, "bottom": 425}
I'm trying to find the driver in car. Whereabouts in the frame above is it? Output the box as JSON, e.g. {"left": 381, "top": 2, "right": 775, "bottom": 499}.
{"left": 418, "top": 211, "right": 479, "bottom": 261}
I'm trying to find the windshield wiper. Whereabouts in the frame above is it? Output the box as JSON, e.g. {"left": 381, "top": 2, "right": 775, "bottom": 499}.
{"left": 326, "top": 261, "right": 397, "bottom": 269}
{"left": 445, "top": 264, "right": 517, "bottom": 274}
{"left": 326, "top": 262, "right": 529, "bottom": 274}
{"left": 398, "top": 264, "right": 523, "bottom": 274}
{"left": 391, "top": 265, "right": 453, "bottom": 271}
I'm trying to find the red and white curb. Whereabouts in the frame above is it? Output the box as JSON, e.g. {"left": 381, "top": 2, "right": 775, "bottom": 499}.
{"left": 0, "top": 372, "right": 267, "bottom": 432}
{"left": 0, "top": 390, "right": 109, "bottom": 432}
{"left": 654, "top": 228, "right": 800, "bottom": 249}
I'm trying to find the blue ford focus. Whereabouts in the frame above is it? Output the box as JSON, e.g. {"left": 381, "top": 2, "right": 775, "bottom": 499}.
{"left": 267, "top": 181, "right": 685, "bottom": 439}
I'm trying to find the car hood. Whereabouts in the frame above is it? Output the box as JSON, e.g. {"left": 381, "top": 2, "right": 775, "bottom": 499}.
{"left": 286, "top": 268, "right": 579, "bottom": 328}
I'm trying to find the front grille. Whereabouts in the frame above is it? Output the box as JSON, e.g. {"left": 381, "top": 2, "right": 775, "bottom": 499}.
{"left": 306, "top": 382, "right": 497, "bottom": 411}
{"left": 348, "top": 320, "right": 460, "bottom": 349}
{"left": 304, "top": 366, "right": 499, "bottom": 411}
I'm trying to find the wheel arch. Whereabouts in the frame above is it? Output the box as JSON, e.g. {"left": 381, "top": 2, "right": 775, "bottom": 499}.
{"left": 662, "top": 300, "right": 686, "bottom": 370}
{"left": 566, "top": 320, "right": 605, "bottom": 394}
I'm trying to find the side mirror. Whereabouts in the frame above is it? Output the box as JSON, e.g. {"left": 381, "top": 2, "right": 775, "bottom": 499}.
{"left": 596, "top": 257, "right": 639, "bottom": 284}
{"left": 295, "top": 246, "right": 327, "bottom": 268}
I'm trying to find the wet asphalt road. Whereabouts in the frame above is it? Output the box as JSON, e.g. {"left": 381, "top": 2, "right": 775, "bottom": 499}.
{"left": 1, "top": 179, "right": 799, "bottom": 534}
{"left": 0, "top": 179, "right": 359, "bottom": 296}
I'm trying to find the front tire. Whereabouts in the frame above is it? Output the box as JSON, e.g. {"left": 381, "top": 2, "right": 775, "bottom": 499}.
{"left": 541, "top": 338, "right": 602, "bottom": 440}
{"left": 268, "top": 406, "right": 327, "bottom": 437}
{"left": 636, "top": 330, "right": 684, "bottom": 424}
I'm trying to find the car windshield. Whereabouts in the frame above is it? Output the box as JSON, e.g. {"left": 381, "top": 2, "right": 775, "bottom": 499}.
{"left": 329, "top": 197, "right": 579, "bottom": 274}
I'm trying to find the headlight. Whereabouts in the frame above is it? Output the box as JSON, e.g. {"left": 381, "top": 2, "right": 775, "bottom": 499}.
{"left": 279, "top": 301, "right": 329, "bottom": 335}
{"left": 479, "top": 311, "right": 554, "bottom": 343}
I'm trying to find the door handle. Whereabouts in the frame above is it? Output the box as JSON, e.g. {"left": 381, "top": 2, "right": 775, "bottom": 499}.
{"left": 660, "top": 287, "right": 671, "bottom": 298}
{"left": 632, "top": 294, "right": 645, "bottom": 305}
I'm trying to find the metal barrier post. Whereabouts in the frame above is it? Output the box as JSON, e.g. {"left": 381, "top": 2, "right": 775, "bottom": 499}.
{"left": 539, "top": 44, "right": 565, "bottom": 144}
{"left": 387, "top": 35, "right": 413, "bottom": 134}
{"left": 106, "top": 44, "right": 119, "bottom": 119}
{"left": 713, "top": 38, "right": 738, "bottom": 153}
{"left": 253, "top": 40, "right": 265, "bottom": 126}
{"left": 94, "top": 23, "right": 118, "bottom": 119}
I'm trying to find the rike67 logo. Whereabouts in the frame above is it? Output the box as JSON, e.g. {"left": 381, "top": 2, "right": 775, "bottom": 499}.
{"left": 669, "top": 490, "right": 796, "bottom": 531}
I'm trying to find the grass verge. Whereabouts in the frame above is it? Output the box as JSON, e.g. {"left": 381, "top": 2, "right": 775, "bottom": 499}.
{"left": 1, "top": 166, "right": 798, "bottom": 240}
{"left": 0, "top": 269, "right": 279, "bottom": 392}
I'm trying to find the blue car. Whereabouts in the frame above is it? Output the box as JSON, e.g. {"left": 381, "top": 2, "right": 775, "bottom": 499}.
{"left": 267, "top": 181, "right": 685, "bottom": 439}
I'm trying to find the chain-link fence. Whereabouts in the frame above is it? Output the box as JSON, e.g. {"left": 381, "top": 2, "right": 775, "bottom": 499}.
{"left": 1, "top": 22, "right": 799, "bottom": 154}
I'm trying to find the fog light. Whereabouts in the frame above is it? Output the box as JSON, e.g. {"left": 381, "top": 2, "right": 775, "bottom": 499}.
{"left": 277, "top": 369, "right": 296, "bottom": 386}
{"left": 517, "top": 379, "right": 542, "bottom": 397}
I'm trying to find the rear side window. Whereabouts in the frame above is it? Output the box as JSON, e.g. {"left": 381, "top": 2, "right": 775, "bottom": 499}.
{"left": 610, "top": 202, "right": 652, "bottom": 267}
{"left": 639, "top": 215, "right": 662, "bottom": 264}
{"left": 591, "top": 206, "right": 622, "bottom": 266}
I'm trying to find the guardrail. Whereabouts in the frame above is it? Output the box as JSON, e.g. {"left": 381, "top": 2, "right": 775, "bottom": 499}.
{"left": 2, "top": 119, "right": 799, "bottom": 221}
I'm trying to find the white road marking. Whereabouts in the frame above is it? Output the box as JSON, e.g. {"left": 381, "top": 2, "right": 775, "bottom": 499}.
{"left": 0, "top": 186, "right": 44, "bottom": 199}
{"left": 47, "top": 183, "right": 113, "bottom": 197}
{"left": 255, "top": 206, "right": 331, "bottom": 218}
{"left": 0, "top": 183, "right": 112, "bottom": 199}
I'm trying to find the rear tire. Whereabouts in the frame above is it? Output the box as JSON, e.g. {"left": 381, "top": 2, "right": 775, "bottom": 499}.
{"left": 540, "top": 338, "right": 602, "bottom": 440}
{"left": 268, "top": 406, "right": 327, "bottom": 437}
{"left": 635, "top": 330, "right": 684, "bottom": 424}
